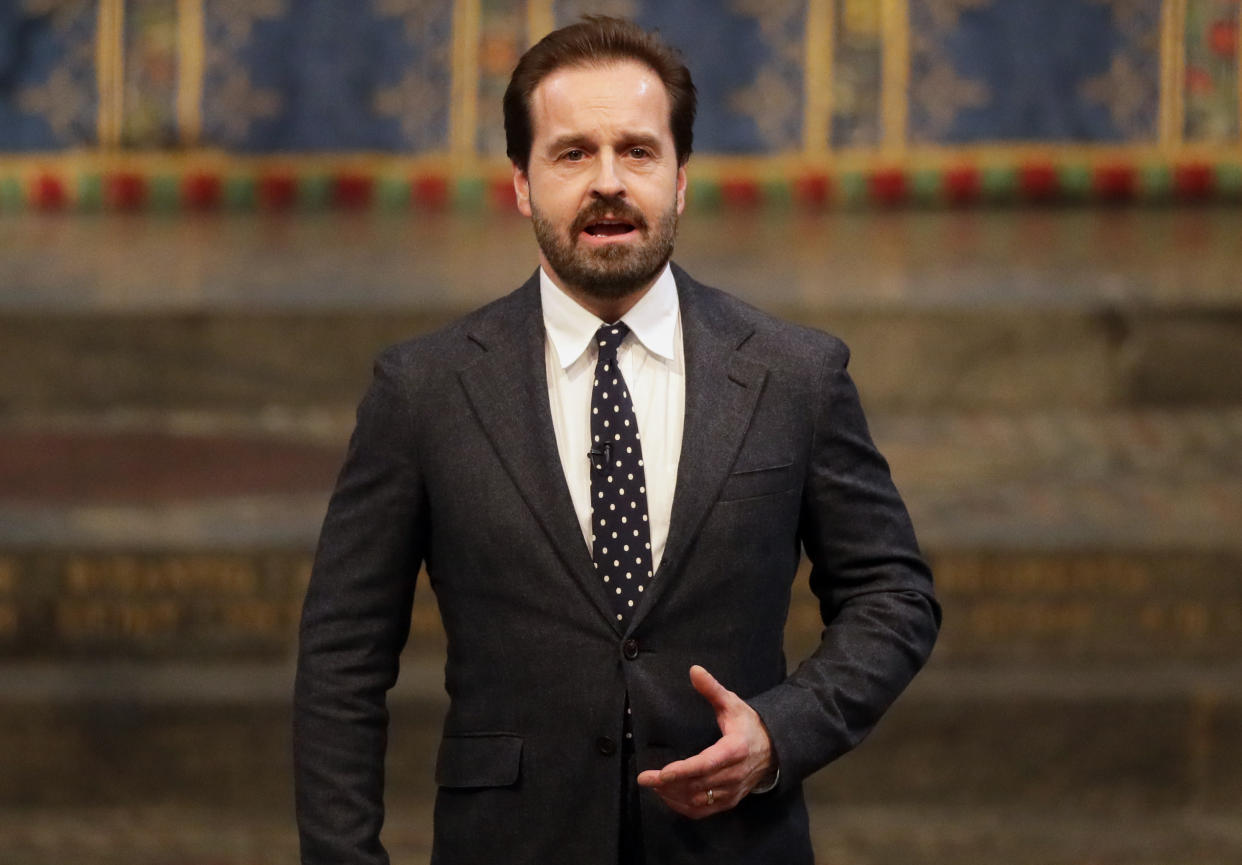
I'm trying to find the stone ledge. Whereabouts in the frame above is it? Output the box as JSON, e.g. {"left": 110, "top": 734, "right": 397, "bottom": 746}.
{"left": 3, "top": 660, "right": 1241, "bottom": 703}
{"left": 0, "top": 803, "right": 1239, "bottom": 865}
{"left": 3, "top": 309, "right": 1242, "bottom": 414}
{"left": 2, "top": 409, "right": 1241, "bottom": 553}
{"left": 4, "top": 408, "right": 1240, "bottom": 497}
{"left": 2, "top": 548, "right": 1241, "bottom": 662}
{"left": 809, "top": 806, "right": 1242, "bottom": 865}
{"left": 0, "top": 662, "right": 1237, "bottom": 812}
{"left": 4, "top": 210, "right": 1242, "bottom": 313}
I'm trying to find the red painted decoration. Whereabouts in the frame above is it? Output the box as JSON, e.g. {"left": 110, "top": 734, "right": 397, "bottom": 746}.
{"left": 1209, "top": 19, "right": 1237, "bottom": 58}
{"left": 1092, "top": 164, "right": 1136, "bottom": 201}
{"left": 333, "top": 174, "right": 373, "bottom": 209}
{"left": 1186, "top": 66, "right": 1214, "bottom": 95}
{"left": 182, "top": 172, "right": 222, "bottom": 209}
{"left": 258, "top": 174, "right": 298, "bottom": 210}
{"left": 1018, "top": 163, "right": 1059, "bottom": 201}
{"left": 413, "top": 174, "right": 449, "bottom": 208}
{"left": 944, "top": 166, "right": 980, "bottom": 204}
{"left": 32, "top": 173, "right": 67, "bottom": 210}
{"left": 794, "top": 173, "right": 831, "bottom": 207}
{"left": 490, "top": 178, "right": 517, "bottom": 209}
{"left": 1174, "top": 163, "right": 1214, "bottom": 199}
{"left": 720, "top": 179, "right": 761, "bottom": 208}
{"left": 105, "top": 172, "right": 146, "bottom": 210}
{"left": 868, "top": 169, "right": 906, "bottom": 205}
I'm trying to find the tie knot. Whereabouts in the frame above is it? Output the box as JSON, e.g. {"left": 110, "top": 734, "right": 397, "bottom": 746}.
{"left": 594, "top": 322, "right": 630, "bottom": 361}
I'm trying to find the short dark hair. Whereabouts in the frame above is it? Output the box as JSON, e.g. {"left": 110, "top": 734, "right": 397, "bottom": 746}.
{"left": 503, "top": 16, "right": 697, "bottom": 172}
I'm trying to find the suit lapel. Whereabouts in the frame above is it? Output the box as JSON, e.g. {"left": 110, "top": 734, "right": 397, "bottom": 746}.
{"left": 630, "top": 267, "right": 768, "bottom": 630}
{"left": 456, "top": 277, "right": 621, "bottom": 633}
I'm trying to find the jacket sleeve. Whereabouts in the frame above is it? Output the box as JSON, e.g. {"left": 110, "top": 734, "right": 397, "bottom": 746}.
{"left": 747, "top": 342, "right": 941, "bottom": 791}
{"left": 293, "top": 349, "right": 427, "bottom": 864}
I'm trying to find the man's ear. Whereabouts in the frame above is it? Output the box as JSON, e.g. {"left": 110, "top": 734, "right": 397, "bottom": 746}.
{"left": 676, "top": 163, "right": 687, "bottom": 215}
{"left": 513, "top": 163, "right": 532, "bottom": 217}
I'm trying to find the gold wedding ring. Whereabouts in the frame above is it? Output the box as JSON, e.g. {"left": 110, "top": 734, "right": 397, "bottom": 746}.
{"left": 705, "top": 788, "right": 715, "bottom": 805}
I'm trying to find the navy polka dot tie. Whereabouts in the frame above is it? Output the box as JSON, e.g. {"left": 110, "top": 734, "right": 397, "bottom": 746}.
{"left": 589, "top": 323, "right": 653, "bottom": 627}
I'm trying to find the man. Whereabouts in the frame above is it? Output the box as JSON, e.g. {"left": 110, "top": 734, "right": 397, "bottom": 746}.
{"left": 294, "top": 17, "right": 939, "bottom": 865}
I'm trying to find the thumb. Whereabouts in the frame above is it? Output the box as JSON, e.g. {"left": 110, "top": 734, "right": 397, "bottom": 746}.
{"left": 689, "top": 664, "right": 737, "bottom": 716}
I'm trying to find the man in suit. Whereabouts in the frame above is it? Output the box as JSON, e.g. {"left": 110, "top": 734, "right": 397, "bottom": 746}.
{"left": 294, "top": 17, "right": 939, "bottom": 865}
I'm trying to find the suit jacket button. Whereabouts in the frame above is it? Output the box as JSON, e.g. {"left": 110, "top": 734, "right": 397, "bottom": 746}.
{"left": 622, "top": 638, "right": 639, "bottom": 660}
{"left": 596, "top": 736, "right": 617, "bottom": 756}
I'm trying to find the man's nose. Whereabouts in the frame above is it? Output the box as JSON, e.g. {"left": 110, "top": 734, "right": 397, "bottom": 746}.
{"left": 589, "top": 150, "right": 625, "bottom": 198}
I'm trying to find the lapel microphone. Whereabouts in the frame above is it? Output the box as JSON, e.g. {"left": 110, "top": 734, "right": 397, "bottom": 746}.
{"left": 587, "top": 443, "right": 611, "bottom": 471}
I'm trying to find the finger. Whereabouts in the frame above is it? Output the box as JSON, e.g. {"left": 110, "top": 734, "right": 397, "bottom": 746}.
{"left": 652, "top": 786, "right": 720, "bottom": 819}
{"left": 656, "top": 794, "right": 706, "bottom": 820}
{"left": 655, "top": 760, "right": 749, "bottom": 796}
{"left": 689, "top": 664, "right": 738, "bottom": 715}
{"left": 693, "top": 767, "right": 750, "bottom": 794}
{"left": 635, "top": 770, "right": 675, "bottom": 790}
{"left": 692, "top": 785, "right": 736, "bottom": 809}
{"left": 656, "top": 768, "right": 749, "bottom": 809}
{"left": 655, "top": 785, "right": 737, "bottom": 818}
{"left": 652, "top": 738, "right": 747, "bottom": 785}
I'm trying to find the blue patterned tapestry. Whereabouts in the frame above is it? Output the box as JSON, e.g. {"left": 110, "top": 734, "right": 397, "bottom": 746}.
{"left": 1, "top": 1, "right": 1239, "bottom": 206}
{"left": 909, "top": 0, "right": 1161, "bottom": 142}
{"left": 0, "top": 1, "right": 98, "bottom": 150}
{"left": 200, "top": 0, "right": 453, "bottom": 151}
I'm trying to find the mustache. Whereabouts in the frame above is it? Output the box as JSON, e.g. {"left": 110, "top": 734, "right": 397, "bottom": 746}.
{"left": 571, "top": 196, "right": 648, "bottom": 235}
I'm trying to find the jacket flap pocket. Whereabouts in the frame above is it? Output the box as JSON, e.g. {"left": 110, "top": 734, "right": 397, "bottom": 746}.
{"left": 719, "top": 462, "right": 795, "bottom": 502}
{"left": 435, "top": 733, "right": 523, "bottom": 788}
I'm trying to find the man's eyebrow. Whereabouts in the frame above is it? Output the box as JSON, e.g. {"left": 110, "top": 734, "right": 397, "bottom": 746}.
{"left": 543, "top": 132, "right": 664, "bottom": 153}
{"left": 545, "top": 134, "right": 592, "bottom": 153}
{"left": 623, "top": 133, "right": 662, "bottom": 150}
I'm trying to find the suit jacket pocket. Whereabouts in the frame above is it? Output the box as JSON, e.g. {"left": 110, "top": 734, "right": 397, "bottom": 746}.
{"left": 435, "top": 733, "right": 523, "bottom": 788}
{"left": 719, "top": 462, "right": 796, "bottom": 502}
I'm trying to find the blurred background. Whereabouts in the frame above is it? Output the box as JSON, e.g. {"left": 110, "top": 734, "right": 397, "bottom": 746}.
{"left": 1, "top": 1, "right": 1241, "bottom": 863}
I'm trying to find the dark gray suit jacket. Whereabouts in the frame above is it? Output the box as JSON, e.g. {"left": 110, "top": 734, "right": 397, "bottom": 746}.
{"left": 294, "top": 264, "right": 940, "bottom": 864}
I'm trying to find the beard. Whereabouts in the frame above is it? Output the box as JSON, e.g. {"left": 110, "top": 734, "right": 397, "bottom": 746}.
{"left": 531, "top": 193, "right": 679, "bottom": 300}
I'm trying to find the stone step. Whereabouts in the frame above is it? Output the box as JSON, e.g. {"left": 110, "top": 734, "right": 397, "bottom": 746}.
{"left": 1, "top": 805, "right": 1240, "bottom": 865}
{"left": 1, "top": 661, "right": 1238, "bottom": 816}
{"left": 809, "top": 806, "right": 1242, "bottom": 865}
{"left": 4, "top": 307, "right": 1241, "bottom": 415}
{"left": 2, "top": 409, "right": 1239, "bottom": 549}
{"left": 6, "top": 407, "right": 1242, "bottom": 496}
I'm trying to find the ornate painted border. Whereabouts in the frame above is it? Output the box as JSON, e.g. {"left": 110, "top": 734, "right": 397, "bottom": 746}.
{"left": 1, "top": 0, "right": 1239, "bottom": 210}
{"left": 1, "top": 145, "right": 1239, "bottom": 211}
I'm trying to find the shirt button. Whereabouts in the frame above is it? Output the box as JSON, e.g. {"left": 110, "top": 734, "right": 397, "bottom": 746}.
{"left": 622, "top": 638, "right": 639, "bottom": 660}
{"left": 596, "top": 736, "right": 617, "bottom": 756}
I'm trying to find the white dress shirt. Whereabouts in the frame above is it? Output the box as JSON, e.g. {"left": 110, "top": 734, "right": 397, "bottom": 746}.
{"left": 541, "top": 263, "right": 684, "bottom": 572}
{"left": 541, "top": 264, "right": 781, "bottom": 794}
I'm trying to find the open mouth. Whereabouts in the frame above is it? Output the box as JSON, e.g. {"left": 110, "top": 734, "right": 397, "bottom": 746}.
{"left": 582, "top": 219, "right": 637, "bottom": 237}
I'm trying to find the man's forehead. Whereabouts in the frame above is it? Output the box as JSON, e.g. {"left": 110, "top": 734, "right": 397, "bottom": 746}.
{"left": 529, "top": 60, "right": 671, "bottom": 137}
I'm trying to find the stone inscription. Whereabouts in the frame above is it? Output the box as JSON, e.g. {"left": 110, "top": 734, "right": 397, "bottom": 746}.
{"left": 0, "top": 550, "right": 442, "bottom": 660}
{"left": 55, "top": 553, "right": 278, "bottom": 643}
{"left": 63, "top": 554, "right": 260, "bottom": 595}
{"left": 933, "top": 554, "right": 1154, "bottom": 595}
{"left": 5, "top": 548, "right": 1239, "bottom": 661}
{"left": 935, "top": 551, "right": 1242, "bottom": 661}
{"left": 0, "top": 551, "right": 307, "bottom": 658}
{"left": 785, "top": 551, "right": 1242, "bottom": 662}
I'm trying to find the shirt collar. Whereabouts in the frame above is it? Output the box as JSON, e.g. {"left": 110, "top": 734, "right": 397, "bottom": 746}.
{"left": 540, "top": 262, "right": 680, "bottom": 370}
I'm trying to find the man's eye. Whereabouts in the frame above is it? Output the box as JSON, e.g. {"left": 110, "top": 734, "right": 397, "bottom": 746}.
{"left": 563, "top": 150, "right": 585, "bottom": 161}
{"left": 629, "top": 148, "right": 649, "bottom": 158}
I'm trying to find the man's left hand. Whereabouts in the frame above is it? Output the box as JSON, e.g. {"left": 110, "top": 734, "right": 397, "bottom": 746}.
{"left": 636, "top": 665, "right": 774, "bottom": 819}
